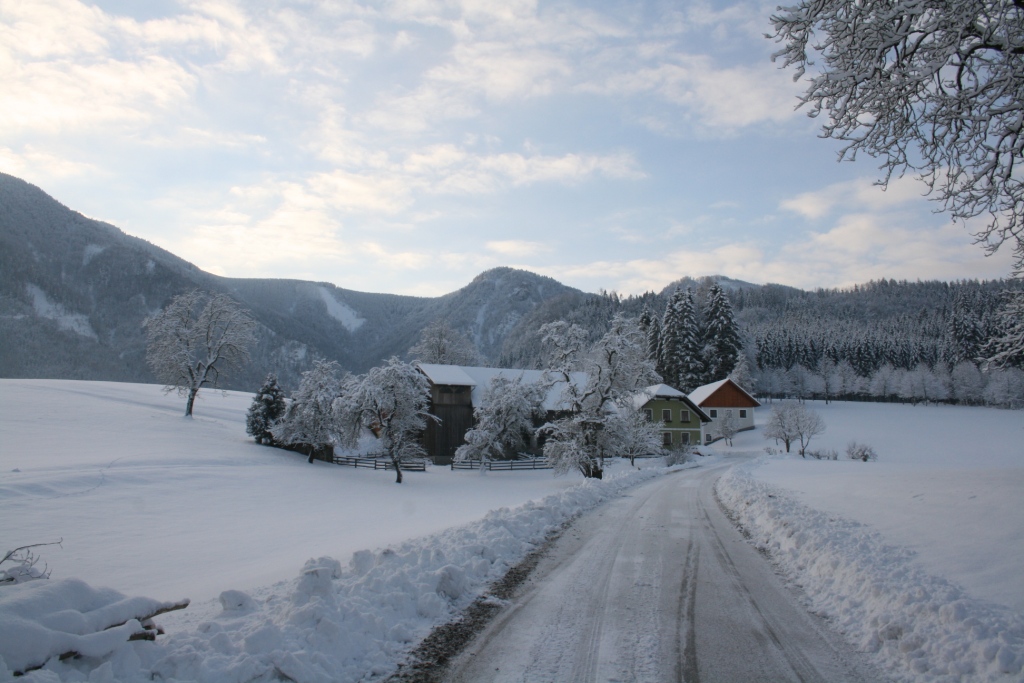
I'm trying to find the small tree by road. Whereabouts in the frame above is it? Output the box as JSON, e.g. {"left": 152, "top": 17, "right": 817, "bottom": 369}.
{"left": 144, "top": 290, "right": 257, "bottom": 417}
{"left": 454, "top": 375, "right": 546, "bottom": 467}
{"left": 763, "top": 402, "right": 826, "bottom": 457}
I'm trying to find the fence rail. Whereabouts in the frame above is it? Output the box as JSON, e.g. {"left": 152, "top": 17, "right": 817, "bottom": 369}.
{"left": 451, "top": 458, "right": 552, "bottom": 471}
{"left": 332, "top": 455, "right": 427, "bottom": 472}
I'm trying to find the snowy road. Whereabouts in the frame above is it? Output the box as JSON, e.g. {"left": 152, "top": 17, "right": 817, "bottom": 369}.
{"left": 446, "top": 459, "right": 881, "bottom": 683}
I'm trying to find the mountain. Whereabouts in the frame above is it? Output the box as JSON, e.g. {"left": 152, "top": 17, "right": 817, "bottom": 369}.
{"left": 0, "top": 173, "right": 582, "bottom": 390}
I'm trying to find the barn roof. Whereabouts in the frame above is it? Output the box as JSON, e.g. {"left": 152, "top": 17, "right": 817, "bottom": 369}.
{"left": 687, "top": 378, "right": 761, "bottom": 408}
{"left": 415, "top": 363, "right": 587, "bottom": 412}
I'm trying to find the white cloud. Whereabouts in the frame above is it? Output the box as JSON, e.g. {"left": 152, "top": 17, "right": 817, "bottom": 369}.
{"left": 780, "top": 176, "right": 928, "bottom": 219}
{"left": 486, "top": 240, "right": 548, "bottom": 257}
{"left": 0, "top": 144, "right": 101, "bottom": 179}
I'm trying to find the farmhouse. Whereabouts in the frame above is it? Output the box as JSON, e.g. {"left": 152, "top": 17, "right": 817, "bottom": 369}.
{"left": 632, "top": 384, "right": 711, "bottom": 449}
{"left": 415, "top": 363, "right": 586, "bottom": 464}
{"left": 687, "top": 378, "right": 761, "bottom": 444}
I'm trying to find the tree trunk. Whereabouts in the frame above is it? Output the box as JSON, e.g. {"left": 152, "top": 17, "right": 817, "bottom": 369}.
{"left": 185, "top": 387, "right": 198, "bottom": 417}
{"left": 392, "top": 455, "right": 403, "bottom": 484}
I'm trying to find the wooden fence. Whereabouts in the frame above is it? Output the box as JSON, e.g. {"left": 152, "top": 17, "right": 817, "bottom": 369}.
{"left": 332, "top": 454, "right": 427, "bottom": 472}
{"left": 451, "top": 458, "right": 552, "bottom": 471}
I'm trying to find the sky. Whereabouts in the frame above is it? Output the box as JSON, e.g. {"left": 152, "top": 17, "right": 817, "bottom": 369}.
{"left": 0, "top": 0, "right": 1016, "bottom": 297}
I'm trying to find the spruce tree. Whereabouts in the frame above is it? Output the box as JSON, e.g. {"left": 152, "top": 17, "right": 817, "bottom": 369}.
{"left": 702, "top": 284, "right": 741, "bottom": 381}
{"left": 675, "top": 288, "right": 708, "bottom": 393}
{"left": 246, "top": 373, "right": 288, "bottom": 445}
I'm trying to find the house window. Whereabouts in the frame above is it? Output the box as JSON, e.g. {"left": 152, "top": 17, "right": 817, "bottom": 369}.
{"left": 644, "top": 409, "right": 653, "bottom": 421}
{"left": 662, "top": 432, "right": 672, "bottom": 447}
{"left": 680, "top": 410, "right": 690, "bottom": 423}
{"left": 739, "top": 409, "right": 747, "bottom": 418}
{"left": 709, "top": 409, "right": 718, "bottom": 418}
{"left": 705, "top": 433, "right": 713, "bottom": 444}
{"left": 680, "top": 433, "right": 690, "bottom": 445}
{"left": 662, "top": 409, "right": 672, "bottom": 423}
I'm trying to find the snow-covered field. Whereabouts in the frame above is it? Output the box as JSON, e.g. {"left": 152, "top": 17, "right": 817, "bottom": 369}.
{"left": 0, "top": 379, "right": 666, "bottom": 680}
{"left": 4, "top": 382, "right": 1022, "bottom": 682}
{"left": 714, "top": 400, "right": 1024, "bottom": 682}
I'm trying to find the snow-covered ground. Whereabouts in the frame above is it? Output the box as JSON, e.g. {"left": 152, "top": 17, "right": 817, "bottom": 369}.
{"left": 714, "top": 400, "right": 1024, "bottom": 682}
{"left": 0, "top": 379, "right": 668, "bottom": 680}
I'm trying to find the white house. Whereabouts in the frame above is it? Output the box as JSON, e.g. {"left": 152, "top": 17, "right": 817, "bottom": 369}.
{"left": 687, "top": 378, "right": 761, "bottom": 444}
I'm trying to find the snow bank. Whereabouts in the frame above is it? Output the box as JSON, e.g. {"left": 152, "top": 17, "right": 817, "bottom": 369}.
{"left": 717, "top": 459, "right": 1024, "bottom": 683}
{"left": 0, "top": 578, "right": 185, "bottom": 676}
{"left": 5, "top": 466, "right": 666, "bottom": 682}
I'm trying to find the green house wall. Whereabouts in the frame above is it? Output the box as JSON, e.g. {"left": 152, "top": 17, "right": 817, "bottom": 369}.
{"left": 640, "top": 397, "right": 703, "bottom": 447}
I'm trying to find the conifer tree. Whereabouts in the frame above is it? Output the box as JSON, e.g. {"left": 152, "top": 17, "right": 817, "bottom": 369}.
{"left": 246, "top": 373, "right": 287, "bottom": 445}
{"left": 702, "top": 283, "right": 742, "bottom": 382}
{"left": 676, "top": 289, "right": 704, "bottom": 393}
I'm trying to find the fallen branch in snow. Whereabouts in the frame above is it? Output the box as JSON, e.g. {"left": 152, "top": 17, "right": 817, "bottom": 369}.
{"left": 0, "top": 539, "right": 63, "bottom": 585}
{"left": 0, "top": 579, "right": 190, "bottom": 676}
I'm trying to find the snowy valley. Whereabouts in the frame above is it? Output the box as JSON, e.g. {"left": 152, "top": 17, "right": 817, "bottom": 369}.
{"left": 1, "top": 379, "right": 1022, "bottom": 681}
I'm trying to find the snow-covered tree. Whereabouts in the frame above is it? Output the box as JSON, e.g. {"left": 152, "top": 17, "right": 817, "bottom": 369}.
{"left": 702, "top": 283, "right": 742, "bottom": 382}
{"left": 274, "top": 360, "right": 343, "bottom": 462}
{"left": 718, "top": 410, "right": 739, "bottom": 447}
{"left": 869, "top": 363, "right": 898, "bottom": 401}
{"left": 771, "top": 0, "right": 1024, "bottom": 272}
{"left": 763, "top": 401, "right": 825, "bottom": 456}
{"left": 143, "top": 290, "right": 257, "bottom": 417}
{"left": 454, "top": 375, "right": 546, "bottom": 466}
{"left": 728, "top": 353, "right": 755, "bottom": 395}
{"left": 983, "top": 367, "right": 1024, "bottom": 408}
{"left": 541, "top": 314, "right": 660, "bottom": 478}
{"left": 982, "top": 290, "right": 1024, "bottom": 370}
{"left": 408, "top": 319, "right": 482, "bottom": 366}
{"left": 335, "top": 358, "right": 436, "bottom": 483}
{"left": 659, "top": 288, "right": 703, "bottom": 393}
{"left": 606, "top": 403, "right": 665, "bottom": 467}
{"left": 246, "top": 373, "right": 287, "bottom": 445}
{"left": 951, "top": 362, "right": 986, "bottom": 404}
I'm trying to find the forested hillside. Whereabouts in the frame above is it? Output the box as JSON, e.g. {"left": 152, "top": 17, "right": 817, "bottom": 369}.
{"left": 1, "top": 172, "right": 1020, "bottom": 405}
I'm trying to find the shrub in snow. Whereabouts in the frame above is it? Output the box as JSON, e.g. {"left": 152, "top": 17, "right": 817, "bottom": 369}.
{"left": 246, "top": 373, "right": 287, "bottom": 445}
{"left": 846, "top": 441, "right": 878, "bottom": 462}
{"left": 806, "top": 448, "right": 838, "bottom": 461}
{"left": 664, "top": 449, "right": 693, "bottom": 466}
{"left": 0, "top": 541, "right": 60, "bottom": 586}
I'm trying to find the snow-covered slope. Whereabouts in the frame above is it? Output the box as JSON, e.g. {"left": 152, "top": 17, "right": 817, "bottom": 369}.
{"left": 0, "top": 379, "right": 665, "bottom": 681}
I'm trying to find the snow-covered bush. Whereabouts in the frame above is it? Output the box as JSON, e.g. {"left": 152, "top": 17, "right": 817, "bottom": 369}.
{"left": 0, "top": 542, "right": 59, "bottom": 586}
{"left": 846, "top": 441, "right": 878, "bottom": 462}
{"left": 806, "top": 448, "right": 838, "bottom": 461}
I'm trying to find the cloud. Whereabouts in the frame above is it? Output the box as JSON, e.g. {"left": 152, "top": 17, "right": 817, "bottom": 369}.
{"left": 0, "top": 145, "right": 101, "bottom": 179}
{"left": 486, "top": 240, "right": 549, "bottom": 257}
{"left": 536, "top": 216, "right": 1013, "bottom": 296}
{"left": 780, "top": 176, "right": 928, "bottom": 219}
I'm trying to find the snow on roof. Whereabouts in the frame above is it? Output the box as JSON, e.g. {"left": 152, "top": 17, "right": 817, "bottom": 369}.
{"left": 687, "top": 378, "right": 761, "bottom": 407}
{"left": 416, "top": 364, "right": 587, "bottom": 411}
{"left": 415, "top": 363, "right": 477, "bottom": 387}
{"left": 631, "top": 384, "right": 712, "bottom": 421}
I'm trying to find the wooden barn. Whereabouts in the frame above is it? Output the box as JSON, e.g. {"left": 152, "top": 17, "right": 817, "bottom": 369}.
{"left": 415, "top": 363, "right": 585, "bottom": 464}
{"left": 687, "top": 378, "right": 761, "bottom": 444}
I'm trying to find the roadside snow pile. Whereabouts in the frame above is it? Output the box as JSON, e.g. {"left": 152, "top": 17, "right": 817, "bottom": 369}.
{"left": 717, "top": 458, "right": 1024, "bottom": 683}
{"left": 0, "top": 579, "right": 187, "bottom": 676}
{"left": 3, "top": 465, "right": 666, "bottom": 682}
